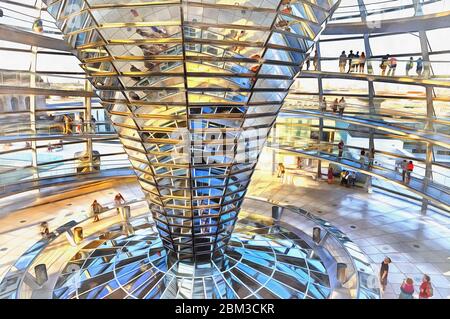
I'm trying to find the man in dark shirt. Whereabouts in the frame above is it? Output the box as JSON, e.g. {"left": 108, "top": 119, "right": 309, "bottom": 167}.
{"left": 380, "top": 257, "right": 392, "bottom": 292}
{"left": 347, "top": 50, "right": 355, "bottom": 73}
{"left": 338, "top": 140, "right": 344, "bottom": 158}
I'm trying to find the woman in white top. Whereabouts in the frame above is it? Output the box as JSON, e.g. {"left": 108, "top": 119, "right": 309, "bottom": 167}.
{"left": 338, "top": 97, "right": 346, "bottom": 115}
{"left": 320, "top": 97, "right": 327, "bottom": 112}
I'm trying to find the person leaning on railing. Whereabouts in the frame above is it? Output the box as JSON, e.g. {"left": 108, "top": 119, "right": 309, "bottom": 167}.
{"left": 91, "top": 200, "right": 104, "bottom": 222}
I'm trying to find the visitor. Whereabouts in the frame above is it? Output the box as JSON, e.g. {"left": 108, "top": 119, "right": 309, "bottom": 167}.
{"left": 338, "top": 140, "right": 344, "bottom": 158}
{"left": 401, "top": 159, "right": 408, "bottom": 182}
{"left": 340, "top": 170, "right": 349, "bottom": 186}
{"left": 77, "top": 116, "right": 84, "bottom": 134}
{"left": 359, "top": 52, "right": 366, "bottom": 73}
{"left": 348, "top": 171, "right": 356, "bottom": 187}
{"left": 405, "top": 57, "right": 414, "bottom": 76}
{"left": 399, "top": 278, "right": 415, "bottom": 299}
{"left": 39, "top": 221, "right": 50, "bottom": 238}
{"left": 327, "top": 165, "right": 334, "bottom": 184}
{"left": 387, "top": 55, "right": 398, "bottom": 76}
{"left": 90, "top": 115, "right": 96, "bottom": 133}
{"left": 352, "top": 51, "right": 360, "bottom": 72}
{"left": 416, "top": 57, "right": 424, "bottom": 76}
{"left": 368, "top": 147, "right": 375, "bottom": 169}
{"left": 48, "top": 142, "right": 53, "bottom": 152}
{"left": 91, "top": 200, "right": 104, "bottom": 222}
{"left": 380, "top": 54, "right": 389, "bottom": 76}
{"left": 114, "top": 193, "right": 126, "bottom": 214}
{"left": 406, "top": 160, "right": 414, "bottom": 184}
{"left": 277, "top": 163, "right": 285, "bottom": 179}
{"left": 339, "top": 51, "right": 347, "bottom": 72}
{"left": 320, "top": 97, "right": 327, "bottom": 112}
{"left": 379, "top": 256, "right": 392, "bottom": 292}
{"left": 360, "top": 149, "right": 366, "bottom": 168}
{"left": 313, "top": 49, "right": 319, "bottom": 70}
{"left": 296, "top": 156, "right": 302, "bottom": 169}
{"left": 338, "top": 97, "right": 346, "bottom": 115}
{"left": 63, "top": 115, "right": 72, "bottom": 134}
{"left": 395, "top": 158, "right": 403, "bottom": 172}
{"left": 305, "top": 54, "right": 311, "bottom": 71}
{"left": 331, "top": 98, "right": 339, "bottom": 112}
{"left": 419, "top": 275, "right": 433, "bottom": 299}
{"left": 347, "top": 50, "right": 355, "bottom": 73}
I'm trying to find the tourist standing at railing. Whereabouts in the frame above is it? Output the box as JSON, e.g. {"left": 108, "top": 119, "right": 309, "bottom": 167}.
{"left": 319, "top": 97, "right": 327, "bottom": 112}
{"left": 401, "top": 159, "right": 408, "bottom": 182}
{"left": 405, "top": 57, "right": 414, "bottom": 76}
{"left": 348, "top": 171, "right": 356, "bottom": 187}
{"left": 368, "top": 147, "right": 375, "bottom": 169}
{"left": 339, "top": 51, "right": 347, "bottom": 72}
{"left": 91, "top": 200, "right": 104, "bottom": 222}
{"left": 277, "top": 163, "right": 286, "bottom": 179}
{"left": 406, "top": 160, "right": 414, "bottom": 184}
{"left": 76, "top": 116, "right": 84, "bottom": 134}
{"left": 360, "top": 149, "right": 366, "bottom": 168}
{"left": 114, "top": 193, "right": 126, "bottom": 214}
{"left": 63, "top": 115, "right": 72, "bottom": 134}
{"left": 338, "top": 97, "right": 346, "bottom": 115}
{"left": 352, "top": 51, "right": 360, "bottom": 73}
{"left": 313, "top": 49, "right": 319, "bottom": 70}
{"left": 358, "top": 52, "right": 366, "bottom": 73}
{"left": 387, "top": 56, "right": 398, "bottom": 76}
{"left": 39, "top": 221, "right": 50, "bottom": 238}
{"left": 338, "top": 140, "right": 344, "bottom": 158}
{"left": 331, "top": 98, "right": 339, "bottom": 112}
{"left": 305, "top": 54, "right": 311, "bottom": 71}
{"left": 416, "top": 57, "right": 424, "bottom": 76}
{"left": 380, "top": 54, "right": 389, "bottom": 76}
{"left": 347, "top": 50, "right": 355, "bottom": 73}
{"left": 90, "top": 115, "right": 96, "bottom": 133}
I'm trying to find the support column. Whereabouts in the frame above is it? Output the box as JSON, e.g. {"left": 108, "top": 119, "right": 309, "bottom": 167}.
{"left": 272, "top": 123, "right": 277, "bottom": 175}
{"left": 316, "top": 41, "right": 324, "bottom": 180}
{"left": 414, "top": 0, "right": 435, "bottom": 214}
{"left": 421, "top": 142, "right": 433, "bottom": 215}
{"left": 29, "top": 45, "right": 39, "bottom": 180}
{"left": 358, "top": 0, "right": 375, "bottom": 193}
{"left": 84, "top": 80, "right": 94, "bottom": 172}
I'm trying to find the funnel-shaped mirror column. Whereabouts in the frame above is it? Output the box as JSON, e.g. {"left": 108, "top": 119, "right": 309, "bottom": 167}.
{"left": 44, "top": 0, "right": 340, "bottom": 260}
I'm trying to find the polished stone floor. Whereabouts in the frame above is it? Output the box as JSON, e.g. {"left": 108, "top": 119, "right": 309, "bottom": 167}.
{"left": 0, "top": 168, "right": 449, "bottom": 299}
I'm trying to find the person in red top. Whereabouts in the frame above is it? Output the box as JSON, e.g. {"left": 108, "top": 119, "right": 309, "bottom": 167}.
{"left": 406, "top": 160, "right": 414, "bottom": 184}
{"left": 419, "top": 274, "right": 433, "bottom": 299}
{"left": 387, "top": 56, "right": 398, "bottom": 76}
{"left": 327, "top": 165, "right": 334, "bottom": 184}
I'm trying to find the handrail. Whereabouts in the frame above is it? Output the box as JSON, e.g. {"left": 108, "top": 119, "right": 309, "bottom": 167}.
{"left": 247, "top": 197, "right": 380, "bottom": 298}
{"left": 270, "top": 136, "right": 450, "bottom": 192}
{"left": 0, "top": 198, "right": 145, "bottom": 299}
{"left": 0, "top": 197, "right": 380, "bottom": 299}
{"left": 269, "top": 142, "right": 450, "bottom": 211}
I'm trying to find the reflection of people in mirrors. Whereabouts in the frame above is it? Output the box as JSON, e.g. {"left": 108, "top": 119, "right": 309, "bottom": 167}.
{"left": 130, "top": 65, "right": 142, "bottom": 81}
{"left": 249, "top": 54, "right": 261, "bottom": 73}
{"left": 277, "top": 163, "right": 286, "bottom": 178}
{"left": 129, "top": 91, "right": 141, "bottom": 101}
{"left": 232, "top": 30, "right": 246, "bottom": 53}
